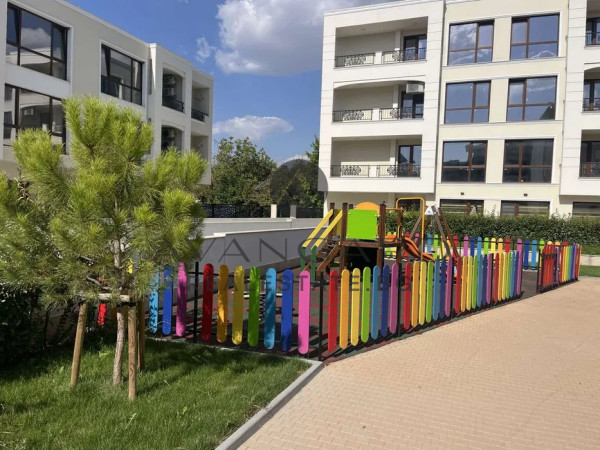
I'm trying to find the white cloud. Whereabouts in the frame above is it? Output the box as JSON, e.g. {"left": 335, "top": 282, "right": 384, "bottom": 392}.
{"left": 212, "top": 0, "right": 385, "bottom": 75}
{"left": 195, "top": 37, "right": 215, "bottom": 63}
{"left": 213, "top": 115, "right": 293, "bottom": 141}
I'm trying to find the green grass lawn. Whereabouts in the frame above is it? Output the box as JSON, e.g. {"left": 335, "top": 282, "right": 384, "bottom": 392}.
{"left": 0, "top": 338, "right": 309, "bottom": 450}
{"left": 580, "top": 265, "right": 600, "bottom": 277}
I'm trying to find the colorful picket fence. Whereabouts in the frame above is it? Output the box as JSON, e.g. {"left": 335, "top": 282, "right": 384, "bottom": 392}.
{"left": 538, "top": 242, "right": 582, "bottom": 292}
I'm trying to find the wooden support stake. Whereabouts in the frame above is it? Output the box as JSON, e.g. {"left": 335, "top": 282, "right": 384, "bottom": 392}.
{"left": 339, "top": 203, "right": 349, "bottom": 271}
{"left": 70, "top": 302, "right": 88, "bottom": 388}
{"left": 137, "top": 300, "right": 145, "bottom": 371}
{"left": 128, "top": 303, "right": 138, "bottom": 400}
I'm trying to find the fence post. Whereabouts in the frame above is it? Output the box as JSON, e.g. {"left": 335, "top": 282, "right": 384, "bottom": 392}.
{"left": 290, "top": 204, "right": 297, "bottom": 218}
{"left": 193, "top": 262, "right": 199, "bottom": 343}
{"left": 270, "top": 204, "right": 277, "bottom": 218}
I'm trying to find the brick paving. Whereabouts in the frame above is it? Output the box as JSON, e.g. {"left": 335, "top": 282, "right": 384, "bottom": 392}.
{"left": 241, "top": 278, "right": 600, "bottom": 449}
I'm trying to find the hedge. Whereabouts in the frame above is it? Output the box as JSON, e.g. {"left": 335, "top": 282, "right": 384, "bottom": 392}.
{"left": 0, "top": 285, "right": 40, "bottom": 366}
{"left": 385, "top": 212, "right": 600, "bottom": 247}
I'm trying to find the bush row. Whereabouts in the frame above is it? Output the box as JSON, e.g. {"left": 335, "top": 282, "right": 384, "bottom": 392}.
{"left": 385, "top": 212, "right": 600, "bottom": 246}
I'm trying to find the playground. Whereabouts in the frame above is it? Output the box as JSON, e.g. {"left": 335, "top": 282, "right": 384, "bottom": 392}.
{"left": 96, "top": 199, "right": 582, "bottom": 361}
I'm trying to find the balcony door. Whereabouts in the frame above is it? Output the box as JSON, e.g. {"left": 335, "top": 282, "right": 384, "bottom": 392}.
{"left": 583, "top": 80, "right": 600, "bottom": 110}
{"left": 397, "top": 145, "right": 421, "bottom": 177}
{"left": 403, "top": 34, "right": 427, "bottom": 60}
{"left": 586, "top": 18, "right": 600, "bottom": 45}
{"left": 580, "top": 141, "right": 600, "bottom": 177}
{"left": 400, "top": 92, "right": 424, "bottom": 118}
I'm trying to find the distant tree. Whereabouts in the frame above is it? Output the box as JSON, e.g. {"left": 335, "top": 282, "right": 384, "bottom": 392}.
{"left": 306, "top": 135, "right": 319, "bottom": 166}
{"left": 0, "top": 97, "right": 206, "bottom": 399}
{"left": 201, "top": 137, "right": 276, "bottom": 205}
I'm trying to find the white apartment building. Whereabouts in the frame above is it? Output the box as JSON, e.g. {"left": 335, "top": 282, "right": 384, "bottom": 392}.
{"left": 0, "top": 0, "right": 213, "bottom": 182}
{"left": 320, "top": 0, "right": 600, "bottom": 217}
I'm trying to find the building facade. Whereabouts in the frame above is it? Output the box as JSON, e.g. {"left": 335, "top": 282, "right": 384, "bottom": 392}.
{"left": 320, "top": 0, "right": 600, "bottom": 217}
{"left": 1, "top": 0, "right": 213, "bottom": 183}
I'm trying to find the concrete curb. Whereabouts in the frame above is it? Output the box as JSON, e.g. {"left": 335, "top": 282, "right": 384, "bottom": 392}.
{"left": 217, "top": 359, "right": 324, "bottom": 450}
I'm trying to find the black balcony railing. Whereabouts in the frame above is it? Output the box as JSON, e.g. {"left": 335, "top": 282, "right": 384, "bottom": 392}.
{"left": 332, "top": 109, "right": 373, "bottom": 122}
{"left": 382, "top": 47, "right": 427, "bottom": 63}
{"left": 163, "top": 96, "right": 184, "bottom": 112}
{"left": 331, "top": 164, "right": 421, "bottom": 178}
{"left": 377, "top": 164, "right": 421, "bottom": 177}
{"left": 583, "top": 98, "right": 600, "bottom": 111}
{"left": 580, "top": 162, "right": 600, "bottom": 177}
{"left": 191, "top": 108, "right": 207, "bottom": 122}
{"left": 380, "top": 106, "right": 423, "bottom": 120}
{"left": 334, "top": 53, "right": 376, "bottom": 67}
{"left": 586, "top": 31, "right": 600, "bottom": 46}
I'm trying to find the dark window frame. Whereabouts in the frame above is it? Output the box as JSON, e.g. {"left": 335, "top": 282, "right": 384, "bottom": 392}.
{"left": 4, "top": 84, "right": 66, "bottom": 153}
{"left": 583, "top": 79, "right": 600, "bottom": 110}
{"left": 572, "top": 202, "right": 600, "bottom": 217}
{"left": 441, "top": 141, "right": 487, "bottom": 183}
{"left": 101, "top": 45, "right": 143, "bottom": 106}
{"left": 502, "top": 139, "right": 553, "bottom": 183}
{"left": 444, "top": 81, "right": 491, "bottom": 124}
{"left": 580, "top": 141, "right": 600, "bottom": 177}
{"left": 448, "top": 21, "right": 494, "bottom": 65}
{"left": 440, "top": 199, "right": 484, "bottom": 215}
{"left": 6, "top": 3, "right": 68, "bottom": 80}
{"left": 507, "top": 77, "right": 557, "bottom": 121}
{"left": 586, "top": 17, "right": 600, "bottom": 45}
{"left": 501, "top": 201, "right": 550, "bottom": 217}
{"left": 510, "top": 14, "right": 559, "bottom": 60}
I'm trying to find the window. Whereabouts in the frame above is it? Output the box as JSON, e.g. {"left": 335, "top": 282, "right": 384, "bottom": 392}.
{"left": 441, "top": 141, "right": 486, "bottom": 182}
{"left": 503, "top": 140, "right": 553, "bottom": 183}
{"left": 6, "top": 4, "right": 68, "bottom": 80}
{"left": 572, "top": 202, "right": 600, "bottom": 217}
{"left": 586, "top": 18, "right": 600, "bottom": 45}
{"left": 580, "top": 141, "right": 600, "bottom": 177}
{"left": 397, "top": 145, "right": 421, "bottom": 177}
{"left": 4, "top": 85, "right": 65, "bottom": 151}
{"left": 583, "top": 80, "right": 600, "bottom": 111}
{"left": 448, "top": 21, "right": 493, "bottom": 65}
{"left": 440, "top": 199, "right": 484, "bottom": 215}
{"left": 501, "top": 201, "right": 549, "bottom": 217}
{"left": 101, "top": 45, "right": 143, "bottom": 105}
{"left": 403, "top": 34, "right": 427, "bottom": 60}
{"left": 511, "top": 15, "right": 559, "bottom": 60}
{"left": 445, "top": 82, "right": 490, "bottom": 124}
{"left": 507, "top": 77, "right": 556, "bottom": 121}
{"left": 400, "top": 92, "right": 424, "bottom": 118}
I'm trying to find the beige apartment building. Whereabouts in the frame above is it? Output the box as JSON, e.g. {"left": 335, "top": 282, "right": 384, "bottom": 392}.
{"left": 319, "top": 0, "right": 600, "bottom": 217}
{"left": 0, "top": 0, "right": 213, "bottom": 182}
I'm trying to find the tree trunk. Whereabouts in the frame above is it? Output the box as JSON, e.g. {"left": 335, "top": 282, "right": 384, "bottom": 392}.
{"left": 137, "top": 300, "right": 145, "bottom": 371}
{"left": 70, "top": 302, "right": 88, "bottom": 388}
{"left": 128, "top": 303, "right": 138, "bottom": 400}
{"left": 112, "top": 306, "right": 125, "bottom": 385}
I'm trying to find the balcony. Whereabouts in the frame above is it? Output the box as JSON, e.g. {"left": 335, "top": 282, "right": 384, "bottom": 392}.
{"left": 580, "top": 162, "right": 600, "bottom": 177}
{"left": 163, "top": 96, "right": 184, "bottom": 113}
{"left": 335, "top": 53, "right": 375, "bottom": 68}
{"left": 331, "top": 164, "right": 421, "bottom": 178}
{"left": 191, "top": 108, "right": 207, "bottom": 122}
{"left": 334, "top": 46, "right": 427, "bottom": 68}
{"left": 333, "top": 106, "right": 422, "bottom": 123}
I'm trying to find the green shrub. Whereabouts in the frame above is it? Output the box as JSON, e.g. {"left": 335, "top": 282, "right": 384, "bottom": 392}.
{"left": 0, "top": 285, "right": 41, "bottom": 366}
{"left": 385, "top": 212, "right": 600, "bottom": 248}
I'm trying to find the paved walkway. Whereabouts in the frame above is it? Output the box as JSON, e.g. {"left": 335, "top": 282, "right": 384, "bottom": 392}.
{"left": 241, "top": 278, "right": 600, "bottom": 449}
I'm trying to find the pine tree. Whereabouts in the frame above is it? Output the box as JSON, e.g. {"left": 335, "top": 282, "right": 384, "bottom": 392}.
{"left": 0, "top": 96, "right": 206, "bottom": 398}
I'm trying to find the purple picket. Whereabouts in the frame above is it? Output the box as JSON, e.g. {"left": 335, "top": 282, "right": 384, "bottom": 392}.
{"left": 176, "top": 263, "right": 187, "bottom": 337}
{"left": 298, "top": 270, "right": 311, "bottom": 354}
{"left": 381, "top": 265, "right": 390, "bottom": 335}
{"left": 517, "top": 249, "right": 523, "bottom": 296}
{"left": 390, "top": 263, "right": 399, "bottom": 334}
{"left": 445, "top": 257, "right": 452, "bottom": 317}
{"left": 437, "top": 259, "right": 444, "bottom": 319}
{"left": 433, "top": 259, "right": 440, "bottom": 321}
{"left": 463, "top": 236, "right": 469, "bottom": 257}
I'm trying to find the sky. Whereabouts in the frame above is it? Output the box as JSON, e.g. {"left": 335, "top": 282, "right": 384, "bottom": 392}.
{"left": 66, "top": 0, "right": 388, "bottom": 162}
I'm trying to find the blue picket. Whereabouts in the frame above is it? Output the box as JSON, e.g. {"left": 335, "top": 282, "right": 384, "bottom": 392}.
{"left": 524, "top": 239, "right": 530, "bottom": 269}
{"left": 477, "top": 237, "right": 482, "bottom": 257}
{"left": 531, "top": 240, "right": 538, "bottom": 269}
{"left": 281, "top": 269, "right": 294, "bottom": 351}
{"left": 264, "top": 268, "right": 277, "bottom": 349}
{"left": 162, "top": 266, "right": 173, "bottom": 335}
{"left": 371, "top": 266, "right": 381, "bottom": 340}
{"left": 148, "top": 272, "right": 159, "bottom": 333}
{"left": 427, "top": 234, "right": 433, "bottom": 254}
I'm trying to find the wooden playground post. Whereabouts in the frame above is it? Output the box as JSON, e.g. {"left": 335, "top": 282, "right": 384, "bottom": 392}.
{"left": 339, "top": 203, "right": 349, "bottom": 270}
{"left": 377, "top": 203, "right": 386, "bottom": 268}
{"left": 70, "top": 301, "right": 88, "bottom": 388}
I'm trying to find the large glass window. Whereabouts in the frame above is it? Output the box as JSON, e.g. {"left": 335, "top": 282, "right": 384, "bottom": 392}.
{"left": 448, "top": 21, "right": 493, "bottom": 65}
{"left": 101, "top": 45, "right": 143, "bottom": 105}
{"left": 507, "top": 77, "right": 556, "bottom": 121}
{"left": 440, "top": 199, "right": 484, "bottom": 215}
{"left": 445, "top": 82, "right": 490, "bottom": 124}
{"left": 580, "top": 141, "right": 600, "bottom": 177}
{"left": 586, "top": 18, "right": 600, "bottom": 45}
{"left": 441, "top": 141, "right": 486, "bottom": 182}
{"left": 511, "top": 15, "right": 559, "bottom": 60}
{"left": 4, "top": 85, "right": 65, "bottom": 151}
{"left": 583, "top": 80, "right": 600, "bottom": 111}
{"left": 501, "top": 201, "right": 550, "bottom": 217}
{"left": 5, "top": 4, "right": 67, "bottom": 80}
{"left": 572, "top": 202, "right": 600, "bottom": 217}
{"left": 503, "top": 140, "right": 553, "bottom": 183}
